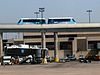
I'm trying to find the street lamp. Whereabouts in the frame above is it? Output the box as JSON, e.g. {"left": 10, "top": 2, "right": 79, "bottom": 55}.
{"left": 39, "top": 8, "right": 47, "bottom": 63}
{"left": 34, "top": 12, "right": 39, "bottom": 18}
{"left": 86, "top": 10, "right": 92, "bottom": 23}
{"left": 39, "top": 8, "right": 45, "bottom": 25}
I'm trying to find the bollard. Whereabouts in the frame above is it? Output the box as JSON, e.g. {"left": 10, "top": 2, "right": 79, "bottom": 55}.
{"left": 54, "top": 57, "right": 59, "bottom": 63}
{"left": 42, "top": 58, "right": 47, "bottom": 64}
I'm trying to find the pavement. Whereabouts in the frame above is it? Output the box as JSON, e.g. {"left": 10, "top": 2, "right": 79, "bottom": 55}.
{"left": 0, "top": 61, "right": 100, "bottom": 75}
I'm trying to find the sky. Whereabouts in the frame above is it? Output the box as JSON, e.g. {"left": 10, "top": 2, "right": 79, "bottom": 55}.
{"left": 0, "top": 0, "right": 100, "bottom": 23}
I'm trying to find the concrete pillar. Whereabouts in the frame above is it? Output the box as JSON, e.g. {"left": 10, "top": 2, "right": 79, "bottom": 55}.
{"left": 72, "top": 38, "right": 77, "bottom": 56}
{"left": 0, "top": 33, "right": 3, "bottom": 60}
{"left": 54, "top": 32, "right": 59, "bottom": 62}
{"left": 41, "top": 32, "right": 47, "bottom": 64}
{"left": 41, "top": 32, "right": 46, "bottom": 49}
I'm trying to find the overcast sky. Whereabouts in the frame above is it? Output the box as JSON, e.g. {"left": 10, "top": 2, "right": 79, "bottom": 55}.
{"left": 0, "top": 0, "right": 100, "bottom": 23}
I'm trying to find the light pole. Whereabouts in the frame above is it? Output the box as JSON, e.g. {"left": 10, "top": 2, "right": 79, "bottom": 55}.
{"left": 39, "top": 8, "right": 45, "bottom": 25}
{"left": 86, "top": 10, "right": 92, "bottom": 23}
{"left": 39, "top": 8, "right": 47, "bottom": 63}
{"left": 34, "top": 12, "right": 39, "bottom": 18}
{"left": 39, "top": 8, "right": 45, "bottom": 48}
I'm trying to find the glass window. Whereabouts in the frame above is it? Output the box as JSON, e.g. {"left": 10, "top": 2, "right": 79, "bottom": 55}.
{"left": 72, "top": 19, "right": 76, "bottom": 22}
{"left": 17, "top": 19, "right": 21, "bottom": 24}
{"left": 60, "top": 42, "right": 72, "bottom": 50}
{"left": 46, "top": 42, "right": 54, "bottom": 50}
{"left": 88, "top": 43, "right": 95, "bottom": 50}
{"left": 23, "top": 19, "right": 46, "bottom": 24}
{"left": 88, "top": 41, "right": 97, "bottom": 50}
{"left": 97, "top": 43, "right": 100, "bottom": 49}
{"left": 48, "top": 19, "right": 71, "bottom": 24}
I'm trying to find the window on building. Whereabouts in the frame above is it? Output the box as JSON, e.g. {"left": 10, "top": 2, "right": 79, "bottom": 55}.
{"left": 88, "top": 41, "right": 98, "bottom": 50}
{"left": 60, "top": 42, "right": 72, "bottom": 50}
{"left": 46, "top": 42, "right": 54, "bottom": 50}
{"left": 97, "top": 43, "right": 100, "bottom": 49}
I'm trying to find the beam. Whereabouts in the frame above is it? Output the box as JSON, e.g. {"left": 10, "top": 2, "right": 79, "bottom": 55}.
{"left": 0, "top": 24, "right": 100, "bottom": 32}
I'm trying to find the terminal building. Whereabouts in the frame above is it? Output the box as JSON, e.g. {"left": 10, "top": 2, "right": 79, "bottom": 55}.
{"left": 22, "top": 31, "right": 100, "bottom": 59}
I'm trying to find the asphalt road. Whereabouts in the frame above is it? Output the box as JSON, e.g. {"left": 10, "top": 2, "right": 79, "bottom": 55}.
{"left": 0, "top": 61, "right": 100, "bottom": 75}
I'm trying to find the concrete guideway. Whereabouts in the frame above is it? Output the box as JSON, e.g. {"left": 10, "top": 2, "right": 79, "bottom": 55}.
{"left": 0, "top": 23, "right": 100, "bottom": 32}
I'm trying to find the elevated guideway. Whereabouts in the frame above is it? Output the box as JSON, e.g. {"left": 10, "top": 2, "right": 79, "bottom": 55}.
{"left": 0, "top": 23, "right": 100, "bottom": 32}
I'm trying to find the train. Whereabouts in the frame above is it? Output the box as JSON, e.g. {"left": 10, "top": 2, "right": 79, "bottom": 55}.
{"left": 17, "top": 17, "right": 76, "bottom": 25}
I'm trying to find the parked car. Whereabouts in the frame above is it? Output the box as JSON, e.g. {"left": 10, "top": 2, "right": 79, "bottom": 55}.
{"left": 86, "top": 55, "right": 100, "bottom": 61}
{"left": 65, "top": 55, "right": 76, "bottom": 62}
{"left": 59, "top": 57, "right": 66, "bottom": 62}
{"left": 59, "top": 55, "right": 76, "bottom": 62}
{"left": 46, "top": 56, "right": 54, "bottom": 62}
{"left": 79, "top": 55, "right": 91, "bottom": 63}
